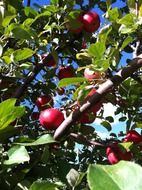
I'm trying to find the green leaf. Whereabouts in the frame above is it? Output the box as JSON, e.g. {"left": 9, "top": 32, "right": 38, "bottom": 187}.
{"left": 88, "top": 42, "right": 106, "bottom": 59}
{"left": 4, "top": 145, "right": 30, "bottom": 165}
{"left": 13, "top": 48, "right": 35, "bottom": 62}
{"left": 118, "top": 142, "right": 133, "bottom": 152}
{"left": 15, "top": 134, "right": 56, "bottom": 146}
{"left": 119, "top": 24, "right": 138, "bottom": 34}
{"left": 58, "top": 77, "right": 87, "bottom": 88}
{"left": 107, "top": 8, "right": 120, "bottom": 22}
{"left": 66, "top": 168, "right": 85, "bottom": 188}
{"left": 87, "top": 161, "right": 142, "bottom": 190}
{"left": 118, "top": 13, "right": 136, "bottom": 25}
{"left": 101, "top": 120, "right": 112, "bottom": 131}
{"left": 12, "top": 26, "right": 32, "bottom": 40}
{"left": 29, "top": 180, "right": 59, "bottom": 190}
{"left": 51, "top": 0, "right": 59, "bottom": 5}
{"left": 0, "top": 99, "right": 25, "bottom": 131}
{"left": 135, "top": 122, "right": 142, "bottom": 128}
{"left": 99, "top": 24, "right": 112, "bottom": 44}
{"left": 120, "top": 36, "right": 133, "bottom": 51}
{"left": 2, "top": 15, "right": 16, "bottom": 27}
{"left": 92, "top": 59, "right": 110, "bottom": 72}
{"left": 105, "top": 116, "right": 114, "bottom": 123}
{"left": 24, "top": 7, "right": 38, "bottom": 17}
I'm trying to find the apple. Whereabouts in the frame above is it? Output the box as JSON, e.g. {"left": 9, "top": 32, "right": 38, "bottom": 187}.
{"left": 58, "top": 66, "right": 74, "bottom": 80}
{"left": 36, "top": 95, "right": 53, "bottom": 110}
{"left": 78, "top": 112, "right": 96, "bottom": 124}
{"left": 82, "top": 11, "right": 100, "bottom": 33}
{"left": 124, "top": 130, "right": 142, "bottom": 144}
{"left": 41, "top": 54, "right": 56, "bottom": 67}
{"left": 31, "top": 112, "right": 39, "bottom": 120}
{"left": 106, "top": 143, "right": 132, "bottom": 164}
{"left": 39, "top": 108, "right": 64, "bottom": 130}
{"left": 85, "top": 88, "right": 102, "bottom": 114}
{"left": 84, "top": 68, "right": 101, "bottom": 80}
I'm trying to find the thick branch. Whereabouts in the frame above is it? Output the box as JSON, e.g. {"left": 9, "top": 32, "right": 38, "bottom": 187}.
{"left": 54, "top": 57, "right": 142, "bottom": 140}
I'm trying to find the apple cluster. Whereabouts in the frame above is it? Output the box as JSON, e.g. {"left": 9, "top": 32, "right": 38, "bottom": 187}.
{"left": 106, "top": 130, "right": 142, "bottom": 164}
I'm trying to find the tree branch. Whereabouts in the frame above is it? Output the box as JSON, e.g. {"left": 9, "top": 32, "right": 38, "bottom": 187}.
{"left": 54, "top": 57, "right": 142, "bottom": 140}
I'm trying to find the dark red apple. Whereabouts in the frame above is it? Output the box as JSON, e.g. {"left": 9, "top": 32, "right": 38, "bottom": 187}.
{"left": 124, "top": 130, "right": 142, "bottom": 144}
{"left": 82, "top": 11, "right": 100, "bottom": 33}
{"left": 58, "top": 66, "right": 74, "bottom": 80}
{"left": 36, "top": 95, "right": 53, "bottom": 110}
{"left": 106, "top": 143, "right": 132, "bottom": 164}
{"left": 84, "top": 68, "right": 101, "bottom": 80}
{"left": 42, "top": 54, "right": 56, "bottom": 67}
{"left": 39, "top": 108, "right": 64, "bottom": 130}
{"left": 31, "top": 112, "right": 39, "bottom": 120}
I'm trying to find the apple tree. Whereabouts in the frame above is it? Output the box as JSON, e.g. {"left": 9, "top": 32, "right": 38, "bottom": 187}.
{"left": 0, "top": 0, "right": 142, "bottom": 189}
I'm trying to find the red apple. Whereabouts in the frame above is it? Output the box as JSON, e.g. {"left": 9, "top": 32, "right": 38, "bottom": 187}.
{"left": 82, "top": 11, "right": 100, "bottom": 33}
{"left": 78, "top": 112, "right": 96, "bottom": 124}
{"left": 31, "top": 112, "right": 39, "bottom": 120}
{"left": 85, "top": 88, "right": 102, "bottom": 113}
{"left": 39, "top": 108, "right": 64, "bottom": 130}
{"left": 124, "top": 130, "right": 142, "bottom": 144}
{"left": 42, "top": 54, "right": 56, "bottom": 67}
{"left": 58, "top": 66, "right": 74, "bottom": 80}
{"left": 36, "top": 95, "right": 53, "bottom": 110}
{"left": 84, "top": 68, "right": 101, "bottom": 80}
{"left": 106, "top": 143, "right": 132, "bottom": 164}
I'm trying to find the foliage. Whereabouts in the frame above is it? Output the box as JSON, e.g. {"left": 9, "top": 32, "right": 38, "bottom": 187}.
{"left": 0, "top": 0, "right": 142, "bottom": 189}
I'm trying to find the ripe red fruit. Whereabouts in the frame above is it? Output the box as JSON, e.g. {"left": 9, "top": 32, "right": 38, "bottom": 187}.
{"left": 39, "top": 108, "right": 64, "bottom": 130}
{"left": 31, "top": 112, "right": 39, "bottom": 120}
{"left": 36, "top": 95, "right": 53, "bottom": 110}
{"left": 106, "top": 143, "right": 132, "bottom": 164}
{"left": 58, "top": 66, "right": 74, "bottom": 80}
{"left": 124, "top": 130, "right": 142, "bottom": 144}
{"left": 42, "top": 54, "right": 56, "bottom": 67}
{"left": 84, "top": 68, "right": 101, "bottom": 80}
{"left": 82, "top": 11, "right": 100, "bottom": 33}
{"left": 86, "top": 88, "right": 102, "bottom": 113}
{"left": 78, "top": 112, "right": 96, "bottom": 124}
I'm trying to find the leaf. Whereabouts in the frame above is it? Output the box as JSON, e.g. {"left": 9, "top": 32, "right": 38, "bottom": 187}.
{"left": 29, "top": 180, "right": 59, "bottom": 190}
{"left": 0, "top": 99, "right": 25, "bottom": 132}
{"left": 101, "top": 120, "right": 112, "bottom": 131}
{"left": 88, "top": 42, "right": 106, "bottom": 59}
{"left": 13, "top": 48, "right": 35, "bottom": 62}
{"left": 15, "top": 134, "right": 56, "bottom": 146}
{"left": 87, "top": 161, "right": 142, "bottom": 190}
{"left": 4, "top": 145, "right": 30, "bottom": 165}
{"left": 118, "top": 13, "right": 136, "bottom": 25}
{"left": 135, "top": 122, "right": 142, "bottom": 128}
{"left": 66, "top": 168, "right": 85, "bottom": 188}
{"left": 119, "top": 24, "right": 138, "bottom": 34}
{"left": 120, "top": 36, "right": 133, "bottom": 51}
{"left": 12, "top": 27, "right": 32, "bottom": 40}
{"left": 107, "top": 8, "right": 120, "bottom": 22}
{"left": 58, "top": 77, "right": 87, "bottom": 88}
{"left": 2, "top": 15, "right": 16, "bottom": 27}
{"left": 118, "top": 142, "right": 133, "bottom": 152}
{"left": 99, "top": 24, "right": 112, "bottom": 44}
{"left": 92, "top": 59, "right": 110, "bottom": 72}
{"left": 105, "top": 116, "right": 114, "bottom": 123}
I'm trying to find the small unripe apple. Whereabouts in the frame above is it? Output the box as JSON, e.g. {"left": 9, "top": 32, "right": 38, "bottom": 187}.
{"left": 58, "top": 66, "right": 74, "bottom": 80}
{"left": 42, "top": 54, "right": 56, "bottom": 67}
{"left": 124, "top": 130, "right": 142, "bottom": 144}
{"left": 39, "top": 108, "right": 64, "bottom": 130}
{"left": 36, "top": 95, "right": 53, "bottom": 110}
{"left": 82, "top": 11, "right": 100, "bottom": 33}
{"left": 84, "top": 68, "right": 101, "bottom": 80}
{"left": 31, "top": 112, "right": 39, "bottom": 120}
{"left": 106, "top": 143, "right": 132, "bottom": 164}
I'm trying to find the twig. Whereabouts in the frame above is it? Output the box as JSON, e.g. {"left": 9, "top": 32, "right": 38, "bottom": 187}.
{"left": 54, "top": 57, "right": 142, "bottom": 140}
